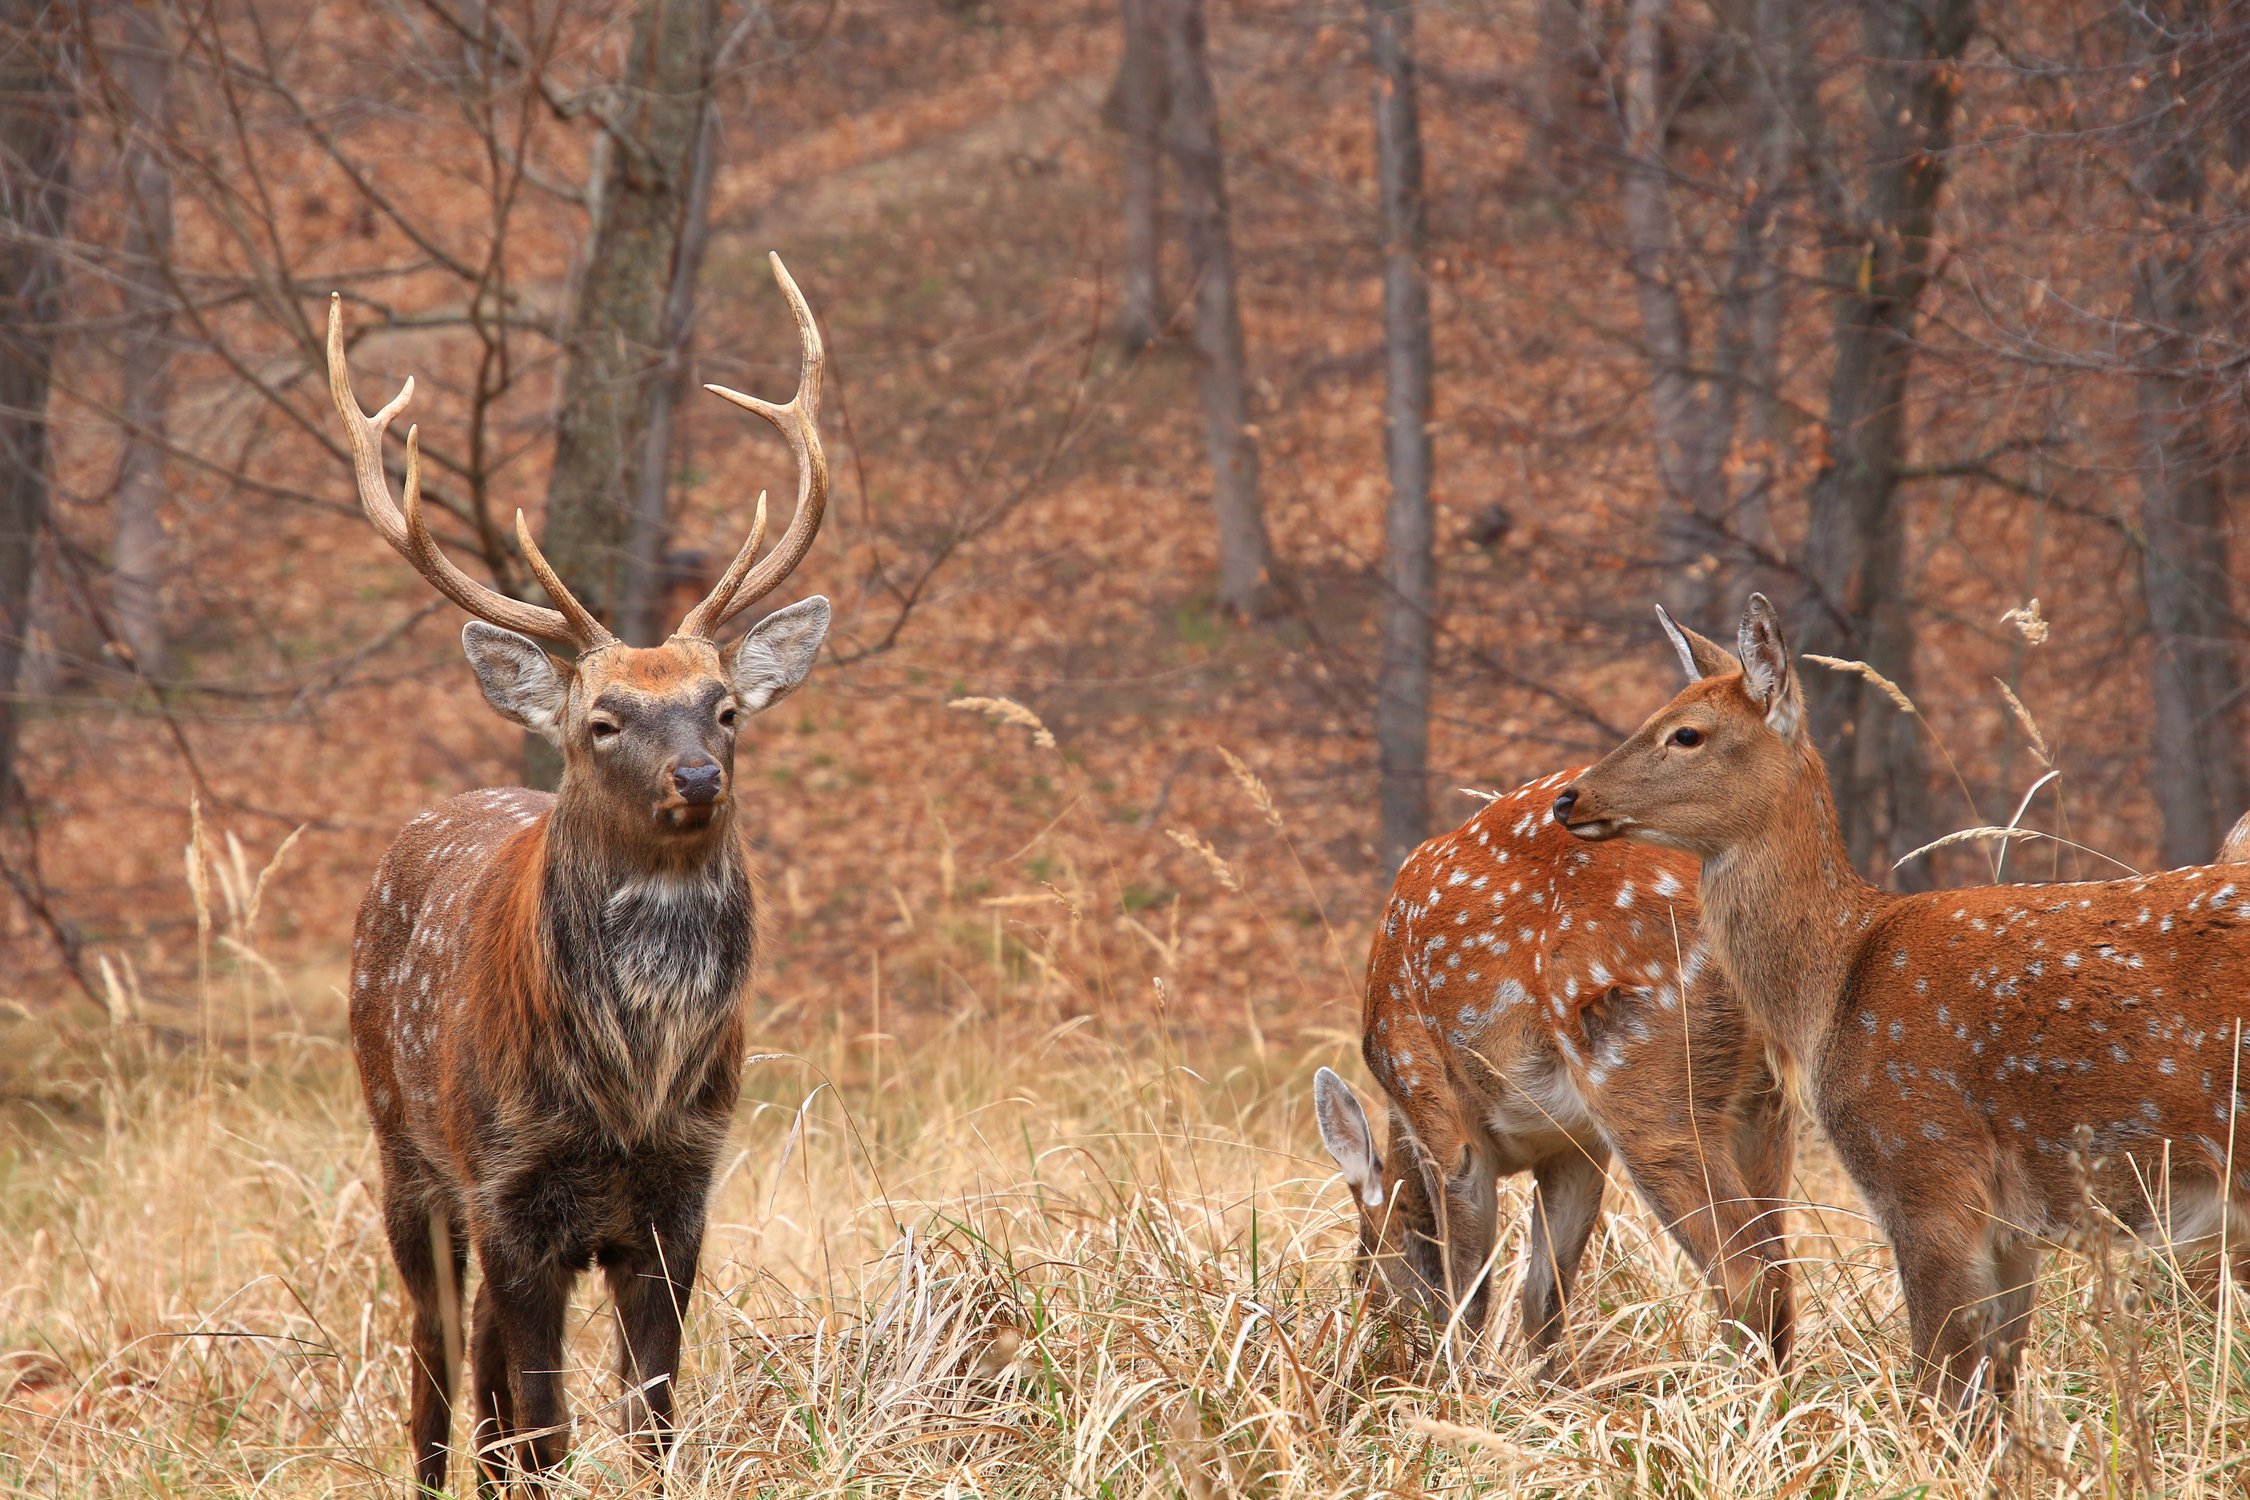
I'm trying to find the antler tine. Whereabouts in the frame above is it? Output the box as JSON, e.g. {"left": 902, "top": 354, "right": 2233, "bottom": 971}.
{"left": 510, "top": 509, "right": 615, "bottom": 648}
{"left": 328, "top": 295, "right": 613, "bottom": 653}
{"left": 676, "top": 252, "right": 828, "bottom": 639}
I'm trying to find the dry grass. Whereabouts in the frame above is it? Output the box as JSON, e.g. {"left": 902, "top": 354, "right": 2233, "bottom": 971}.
{"left": 3, "top": 989, "right": 2248, "bottom": 1495}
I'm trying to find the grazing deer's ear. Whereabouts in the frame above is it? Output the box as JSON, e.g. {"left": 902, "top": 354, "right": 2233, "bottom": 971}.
{"left": 462, "top": 622, "right": 568, "bottom": 743}
{"left": 729, "top": 595, "right": 830, "bottom": 713}
{"left": 1736, "top": 593, "right": 1804, "bottom": 739}
{"left": 1313, "top": 1067, "right": 1384, "bottom": 1207}
{"left": 1655, "top": 603, "right": 1742, "bottom": 682}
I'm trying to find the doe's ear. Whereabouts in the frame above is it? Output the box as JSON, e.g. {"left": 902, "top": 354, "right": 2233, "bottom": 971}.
{"left": 1313, "top": 1066, "right": 1384, "bottom": 1207}
{"left": 1655, "top": 603, "right": 1742, "bottom": 682}
{"left": 1736, "top": 593, "right": 1804, "bottom": 739}
{"left": 729, "top": 595, "right": 831, "bottom": 714}
{"left": 462, "top": 622, "right": 568, "bottom": 743}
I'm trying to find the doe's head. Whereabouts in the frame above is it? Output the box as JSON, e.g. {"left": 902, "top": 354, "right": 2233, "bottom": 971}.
{"left": 1312, "top": 1067, "right": 1444, "bottom": 1316}
{"left": 329, "top": 253, "right": 832, "bottom": 842}
{"left": 1554, "top": 593, "right": 1807, "bottom": 858}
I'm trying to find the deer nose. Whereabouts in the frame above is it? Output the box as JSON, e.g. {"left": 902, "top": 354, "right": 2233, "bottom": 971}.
{"left": 671, "top": 757, "right": 725, "bottom": 805}
{"left": 1552, "top": 788, "right": 1578, "bottom": 821}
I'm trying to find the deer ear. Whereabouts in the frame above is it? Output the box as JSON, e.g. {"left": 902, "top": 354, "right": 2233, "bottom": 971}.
{"left": 729, "top": 595, "right": 830, "bottom": 713}
{"left": 1313, "top": 1067, "right": 1384, "bottom": 1207}
{"left": 1736, "top": 593, "right": 1804, "bottom": 739}
{"left": 1655, "top": 604, "right": 1742, "bottom": 682}
{"left": 462, "top": 622, "right": 568, "bottom": 744}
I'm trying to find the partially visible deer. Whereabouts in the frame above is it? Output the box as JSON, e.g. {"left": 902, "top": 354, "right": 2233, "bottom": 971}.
{"left": 1557, "top": 595, "right": 2250, "bottom": 1413}
{"left": 2220, "top": 808, "right": 2250, "bottom": 864}
{"left": 332, "top": 255, "right": 830, "bottom": 1491}
{"left": 1313, "top": 770, "right": 1795, "bottom": 1371}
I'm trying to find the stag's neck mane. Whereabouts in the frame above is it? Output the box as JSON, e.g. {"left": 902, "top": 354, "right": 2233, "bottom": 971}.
{"left": 1695, "top": 738, "right": 1887, "bottom": 1071}
{"left": 533, "top": 789, "right": 754, "bottom": 1008}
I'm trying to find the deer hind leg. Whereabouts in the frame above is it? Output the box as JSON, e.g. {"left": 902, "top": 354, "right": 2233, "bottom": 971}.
{"left": 380, "top": 1183, "right": 464, "bottom": 1496}
{"left": 1520, "top": 1146, "right": 1610, "bottom": 1377}
{"left": 606, "top": 1218, "right": 706, "bottom": 1464}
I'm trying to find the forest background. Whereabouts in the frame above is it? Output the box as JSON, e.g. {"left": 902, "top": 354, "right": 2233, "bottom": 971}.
{"left": 7, "top": 1, "right": 2250, "bottom": 1493}
{"left": 2, "top": 0, "right": 2244, "bottom": 1029}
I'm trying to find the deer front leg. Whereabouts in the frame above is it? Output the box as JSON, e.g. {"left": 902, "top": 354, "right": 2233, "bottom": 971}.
{"left": 1427, "top": 1148, "right": 1502, "bottom": 1347}
{"left": 1886, "top": 1204, "right": 2003, "bottom": 1418}
{"left": 378, "top": 1179, "right": 464, "bottom": 1496}
{"left": 469, "top": 1277, "right": 517, "bottom": 1492}
{"left": 606, "top": 1219, "right": 705, "bottom": 1464}
{"left": 1727, "top": 1068, "right": 1798, "bottom": 1364}
{"left": 477, "top": 1243, "right": 576, "bottom": 1484}
{"left": 1604, "top": 1105, "right": 1793, "bottom": 1364}
{"left": 1520, "top": 1147, "right": 1609, "bottom": 1376}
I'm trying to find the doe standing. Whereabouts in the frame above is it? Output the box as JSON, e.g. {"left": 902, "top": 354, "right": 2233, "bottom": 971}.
{"left": 332, "top": 255, "right": 830, "bottom": 1490}
{"left": 1558, "top": 596, "right": 2250, "bottom": 1414}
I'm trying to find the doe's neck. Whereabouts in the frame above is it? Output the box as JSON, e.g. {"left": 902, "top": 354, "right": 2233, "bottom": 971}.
{"left": 1694, "top": 740, "right": 1887, "bottom": 1068}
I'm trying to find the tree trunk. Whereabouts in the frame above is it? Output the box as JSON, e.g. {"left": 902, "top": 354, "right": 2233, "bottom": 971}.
{"left": 529, "top": 0, "right": 717, "bottom": 787}
{"left": 617, "top": 88, "right": 720, "bottom": 648}
{"left": 1117, "top": 0, "right": 1166, "bottom": 348}
{"left": 110, "top": 0, "right": 170, "bottom": 676}
{"left": 1795, "top": 0, "right": 1974, "bottom": 883}
{"left": 2129, "top": 0, "right": 2248, "bottom": 865}
{"left": 1367, "top": 0, "right": 1435, "bottom": 876}
{"left": 1619, "top": 0, "right": 1724, "bottom": 626}
{"left": 1532, "top": 0, "right": 1592, "bottom": 185}
{"left": 0, "top": 0, "right": 71, "bottom": 808}
{"left": 1154, "top": 0, "right": 1274, "bottom": 620}
{"left": 1620, "top": 0, "right": 1796, "bottom": 629}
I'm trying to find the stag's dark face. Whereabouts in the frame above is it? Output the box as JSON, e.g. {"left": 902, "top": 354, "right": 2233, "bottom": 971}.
{"left": 575, "top": 642, "right": 740, "bottom": 836}
{"left": 458, "top": 598, "right": 832, "bottom": 846}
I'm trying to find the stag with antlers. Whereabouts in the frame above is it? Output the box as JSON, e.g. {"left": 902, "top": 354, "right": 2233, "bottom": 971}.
{"left": 332, "top": 255, "right": 828, "bottom": 1490}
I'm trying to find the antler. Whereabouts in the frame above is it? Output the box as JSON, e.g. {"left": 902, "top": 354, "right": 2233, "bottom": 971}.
{"left": 675, "top": 252, "right": 828, "bottom": 639}
{"left": 327, "top": 296, "right": 616, "bottom": 654}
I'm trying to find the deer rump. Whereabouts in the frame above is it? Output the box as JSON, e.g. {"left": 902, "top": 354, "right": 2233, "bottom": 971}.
{"left": 1319, "top": 771, "right": 1795, "bottom": 1370}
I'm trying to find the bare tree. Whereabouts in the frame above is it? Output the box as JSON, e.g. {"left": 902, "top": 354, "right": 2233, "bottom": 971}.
{"left": 1794, "top": 0, "right": 1975, "bottom": 881}
{"left": 0, "top": 0, "right": 71, "bottom": 807}
{"left": 105, "top": 0, "right": 170, "bottom": 675}
{"left": 2128, "top": 0, "right": 2248, "bottom": 866}
{"left": 1368, "top": 0, "right": 1434, "bottom": 875}
{"left": 1153, "top": 0, "right": 1273, "bottom": 619}
{"left": 1115, "top": 0, "right": 1166, "bottom": 348}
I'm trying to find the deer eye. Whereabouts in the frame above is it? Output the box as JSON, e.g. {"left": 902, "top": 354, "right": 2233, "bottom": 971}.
{"left": 1670, "top": 726, "right": 1704, "bottom": 748}
{"left": 717, "top": 703, "right": 738, "bottom": 729}
{"left": 589, "top": 717, "right": 623, "bottom": 742}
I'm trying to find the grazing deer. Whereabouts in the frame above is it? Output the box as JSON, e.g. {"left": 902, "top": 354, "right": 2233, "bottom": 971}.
{"left": 1312, "top": 770, "right": 1795, "bottom": 1371}
{"left": 331, "top": 255, "right": 829, "bottom": 1490}
{"left": 1556, "top": 595, "right": 2250, "bottom": 1412}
